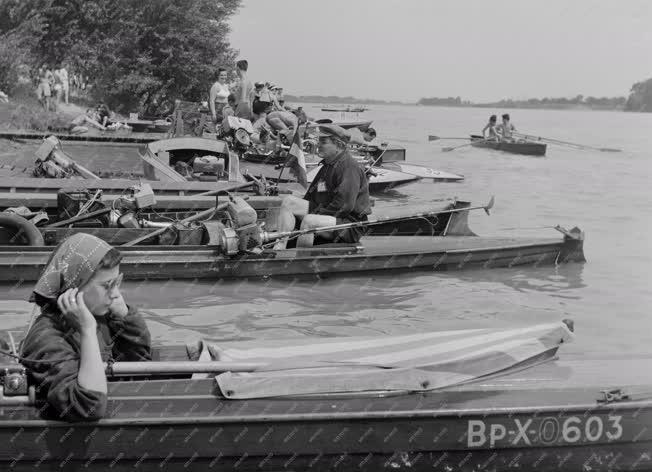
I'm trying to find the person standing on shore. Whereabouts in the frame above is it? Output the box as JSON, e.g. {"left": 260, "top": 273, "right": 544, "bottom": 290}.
{"left": 36, "top": 66, "right": 52, "bottom": 111}
{"left": 54, "top": 64, "right": 69, "bottom": 105}
{"left": 234, "top": 59, "right": 254, "bottom": 120}
{"left": 209, "top": 67, "right": 230, "bottom": 123}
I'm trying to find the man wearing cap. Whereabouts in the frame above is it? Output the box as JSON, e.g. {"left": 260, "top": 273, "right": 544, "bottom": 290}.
{"left": 270, "top": 85, "right": 284, "bottom": 111}
{"left": 275, "top": 123, "right": 371, "bottom": 248}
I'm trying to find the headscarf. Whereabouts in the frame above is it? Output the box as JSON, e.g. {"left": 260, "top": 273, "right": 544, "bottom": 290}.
{"left": 30, "top": 233, "right": 113, "bottom": 304}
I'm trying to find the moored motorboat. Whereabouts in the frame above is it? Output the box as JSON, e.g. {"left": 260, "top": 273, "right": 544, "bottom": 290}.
{"left": 0, "top": 209, "right": 586, "bottom": 281}
{"left": 1, "top": 322, "right": 650, "bottom": 471}
{"left": 470, "top": 134, "right": 547, "bottom": 156}
{"left": 306, "top": 163, "right": 420, "bottom": 192}
{"left": 356, "top": 143, "right": 465, "bottom": 183}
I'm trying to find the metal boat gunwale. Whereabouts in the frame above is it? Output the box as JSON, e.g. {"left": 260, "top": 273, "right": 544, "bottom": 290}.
{"left": 0, "top": 236, "right": 579, "bottom": 257}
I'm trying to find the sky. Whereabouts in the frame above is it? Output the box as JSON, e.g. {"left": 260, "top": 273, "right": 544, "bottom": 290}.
{"left": 229, "top": 0, "right": 652, "bottom": 103}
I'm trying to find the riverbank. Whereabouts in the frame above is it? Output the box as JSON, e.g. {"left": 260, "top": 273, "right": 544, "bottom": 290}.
{"left": 0, "top": 96, "right": 87, "bottom": 132}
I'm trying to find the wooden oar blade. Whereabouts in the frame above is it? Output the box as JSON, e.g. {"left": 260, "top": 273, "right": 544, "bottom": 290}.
{"left": 484, "top": 195, "right": 495, "bottom": 215}
{"left": 428, "top": 135, "right": 440, "bottom": 141}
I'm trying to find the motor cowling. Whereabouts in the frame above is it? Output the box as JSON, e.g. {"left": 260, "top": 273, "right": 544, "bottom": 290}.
{"left": 225, "top": 196, "right": 257, "bottom": 228}
{"left": 202, "top": 221, "right": 239, "bottom": 255}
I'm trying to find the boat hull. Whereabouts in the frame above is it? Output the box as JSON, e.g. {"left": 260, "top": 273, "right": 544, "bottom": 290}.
{"left": 470, "top": 135, "right": 547, "bottom": 156}
{"left": 0, "top": 353, "right": 650, "bottom": 472}
{"left": 0, "top": 233, "right": 586, "bottom": 282}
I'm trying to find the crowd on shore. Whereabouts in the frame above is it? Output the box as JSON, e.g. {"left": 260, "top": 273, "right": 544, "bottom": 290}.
{"left": 209, "top": 59, "right": 313, "bottom": 146}
{"left": 33, "top": 63, "right": 90, "bottom": 112}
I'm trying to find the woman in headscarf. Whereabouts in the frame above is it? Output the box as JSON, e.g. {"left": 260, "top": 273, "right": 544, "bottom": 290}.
{"left": 20, "top": 233, "right": 151, "bottom": 422}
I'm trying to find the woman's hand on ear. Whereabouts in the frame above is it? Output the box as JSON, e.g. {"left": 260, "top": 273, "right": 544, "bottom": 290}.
{"left": 58, "top": 288, "right": 96, "bottom": 332}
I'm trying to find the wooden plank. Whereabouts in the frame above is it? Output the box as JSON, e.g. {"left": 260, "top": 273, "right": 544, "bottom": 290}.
{"left": 139, "top": 147, "right": 187, "bottom": 182}
{"left": 0, "top": 175, "right": 232, "bottom": 192}
{"left": 0, "top": 129, "right": 161, "bottom": 144}
{"left": 0, "top": 192, "right": 283, "bottom": 210}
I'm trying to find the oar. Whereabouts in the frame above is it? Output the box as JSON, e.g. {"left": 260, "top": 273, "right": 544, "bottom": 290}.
{"left": 442, "top": 137, "right": 493, "bottom": 152}
{"left": 262, "top": 196, "right": 495, "bottom": 245}
{"left": 428, "top": 135, "right": 470, "bottom": 141}
{"left": 105, "top": 358, "right": 398, "bottom": 375}
{"left": 106, "top": 361, "right": 264, "bottom": 375}
{"left": 513, "top": 131, "right": 622, "bottom": 152}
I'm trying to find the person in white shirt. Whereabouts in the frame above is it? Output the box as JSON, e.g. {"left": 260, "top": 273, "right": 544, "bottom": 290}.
{"left": 209, "top": 68, "right": 230, "bottom": 123}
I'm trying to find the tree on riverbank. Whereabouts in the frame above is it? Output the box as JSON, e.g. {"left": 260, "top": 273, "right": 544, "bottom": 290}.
{"left": 2, "top": 0, "right": 242, "bottom": 114}
{"left": 0, "top": 1, "right": 46, "bottom": 94}
{"left": 625, "top": 78, "right": 652, "bottom": 112}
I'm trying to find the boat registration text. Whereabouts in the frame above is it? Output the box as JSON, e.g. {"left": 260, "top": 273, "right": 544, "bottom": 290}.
{"left": 467, "top": 415, "right": 623, "bottom": 448}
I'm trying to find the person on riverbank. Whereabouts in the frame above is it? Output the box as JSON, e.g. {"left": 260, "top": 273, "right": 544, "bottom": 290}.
{"left": 20, "top": 233, "right": 151, "bottom": 421}
{"left": 496, "top": 113, "right": 516, "bottom": 140}
{"left": 274, "top": 124, "right": 371, "bottom": 249}
{"left": 209, "top": 67, "right": 230, "bottom": 123}
{"left": 96, "top": 103, "right": 111, "bottom": 127}
{"left": 348, "top": 126, "right": 377, "bottom": 146}
{"left": 221, "top": 93, "right": 237, "bottom": 119}
{"left": 482, "top": 115, "right": 499, "bottom": 140}
{"left": 69, "top": 108, "right": 108, "bottom": 134}
{"left": 293, "top": 106, "right": 308, "bottom": 125}
{"left": 35, "top": 66, "right": 53, "bottom": 111}
{"left": 266, "top": 109, "right": 298, "bottom": 138}
{"left": 250, "top": 100, "right": 274, "bottom": 145}
{"left": 54, "top": 65, "right": 69, "bottom": 105}
{"left": 234, "top": 60, "right": 254, "bottom": 120}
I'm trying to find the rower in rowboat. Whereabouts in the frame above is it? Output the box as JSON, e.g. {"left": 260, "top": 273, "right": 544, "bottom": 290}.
{"left": 495, "top": 113, "right": 516, "bottom": 141}
{"left": 481, "top": 114, "right": 500, "bottom": 141}
{"left": 20, "top": 233, "right": 152, "bottom": 422}
{"left": 275, "top": 124, "right": 372, "bottom": 249}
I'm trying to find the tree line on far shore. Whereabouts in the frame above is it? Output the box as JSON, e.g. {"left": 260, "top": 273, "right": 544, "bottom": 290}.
{"left": 417, "top": 79, "right": 652, "bottom": 112}
{"left": 0, "top": 0, "right": 241, "bottom": 113}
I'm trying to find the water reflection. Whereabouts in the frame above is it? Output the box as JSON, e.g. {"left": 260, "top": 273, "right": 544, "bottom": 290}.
{"left": 438, "top": 262, "right": 586, "bottom": 295}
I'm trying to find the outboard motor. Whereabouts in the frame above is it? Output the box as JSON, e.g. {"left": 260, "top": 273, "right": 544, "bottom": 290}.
{"left": 221, "top": 116, "right": 255, "bottom": 155}
{"left": 33, "top": 136, "right": 100, "bottom": 179}
{"left": 224, "top": 194, "right": 263, "bottom": 251}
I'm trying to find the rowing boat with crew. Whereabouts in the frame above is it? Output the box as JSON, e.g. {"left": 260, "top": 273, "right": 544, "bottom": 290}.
{"left": 0, "top": 321, "right": 650, "bottom": 472}
{"left": 470, "top": 134, "right": 547, "bottom": 156}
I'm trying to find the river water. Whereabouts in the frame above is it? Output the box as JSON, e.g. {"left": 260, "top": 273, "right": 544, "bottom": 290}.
{"left": 1, "top": 105, "right": 651, "bottom": 357}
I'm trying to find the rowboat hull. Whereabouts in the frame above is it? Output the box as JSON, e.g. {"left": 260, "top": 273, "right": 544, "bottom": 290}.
{"left": 0, "top": 348, "right": 649, "bottom": 471}
{"left": 470, "top": 135, "right": 547, "bottom": 156}
{"left": 0, "top": 232, "right": 585, "bottom": 282}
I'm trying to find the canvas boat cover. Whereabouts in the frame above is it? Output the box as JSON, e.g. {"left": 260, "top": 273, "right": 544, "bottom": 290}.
{"left": 201, "top": 322, "right": 573, "bottom": 399}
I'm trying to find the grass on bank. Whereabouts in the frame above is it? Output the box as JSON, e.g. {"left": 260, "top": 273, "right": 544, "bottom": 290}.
{"left": 0, "top": 84, "right": 83, "bottom": 132}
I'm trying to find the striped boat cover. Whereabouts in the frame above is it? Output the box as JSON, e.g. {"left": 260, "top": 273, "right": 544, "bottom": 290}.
{"left": 206, "top": 322, "right": 573, "bottom": 399}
